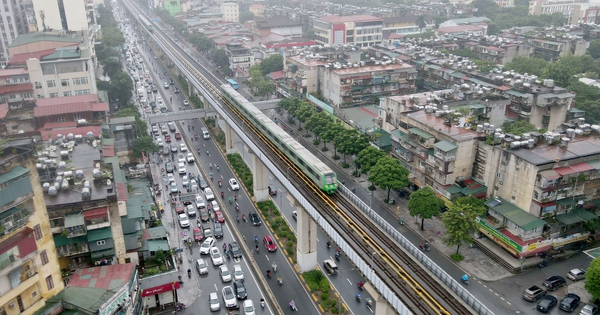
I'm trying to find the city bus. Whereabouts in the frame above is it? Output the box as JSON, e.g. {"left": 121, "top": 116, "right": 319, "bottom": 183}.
{"left": 226, "top": 79, "right": 239, "bottom": 90}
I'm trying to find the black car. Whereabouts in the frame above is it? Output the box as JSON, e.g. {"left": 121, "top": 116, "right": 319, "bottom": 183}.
{"left": 214, "top": 222, "right": 224, "bottom": 238}
{"left": 233, "top": 280, "right": 247, "bottom": 300}
{"left": 559, "top": 293, "right": 580, "bottom": 312}
{"left": 229, "top": 242, "right": 242, "bottom": 259}
{"left": 543, "top": 275, "right": 566, "bottom": 291}
{"left": 174, "top": 87, "right": 180, "bottom": 93}
{"left": 250, "top": 212, "right": 261, "bottom": 226}
{"left": 537, "top": 295, "right": 557, "bottom": 313}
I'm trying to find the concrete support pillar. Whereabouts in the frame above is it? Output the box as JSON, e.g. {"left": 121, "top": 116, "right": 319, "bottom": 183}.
{"left": 363, "top": 281, "right": 394, "bottom": 315}
{"left": 187, "top": 79, "right": 194, "bottom": 96}
{"left": 294, "top": 199, "right": 317, "bottom": 272}
{"left": 225, "top": 124, "right": 236, "bottom": 154}
{"left": 251, "top": 153, "right": 269, "bottom": 201}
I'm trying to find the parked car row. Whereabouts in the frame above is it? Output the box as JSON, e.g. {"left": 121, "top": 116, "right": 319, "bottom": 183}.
{"left": 522, "top": 269, "right": 590, "bottom": 313}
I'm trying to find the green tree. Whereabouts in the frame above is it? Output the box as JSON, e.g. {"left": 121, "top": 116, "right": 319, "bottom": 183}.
{"left": 260, "top": 54, "right": 284, "bottom": 74}
{"left": 501, "top": 120, "right": 539, "bottom": 136}
{"left": 115, "top": 107, "right": 141, "bottom": 119}
{"left": 504, "top": 56, "right": 548, "bottom": 77}
{"left": 210, "top": 49, "right": 230, "bottom": 69}
{"left": 589, "top": 40, "right": 600, "bottom": 59}
{"left": 337, "top": 129, "right": 369, "bottom": 161}
{"left": 133, "top": 136, "right": 159, "bottom": 158}
{"left": 356, "top": 146, "right": 386, "bottom": 174}
{"left": 408, "top": 186, "right": 445, "bottom": 231}
{"left": 585, "top": 258, "right": 600, "bottom": 300}
{"left": 471, "top": 0, "right": 500, "bottom": 18}
{"left": 323, "top": 123, "right": 344, "bottom": 155}
{"left": 306, "top": 112, "right": 333, "bottom": 149}
{"left": 134, "top": 119, "right": 149, "bottom": 136}
{"left": 102, "top": 27, "right": 125, "bottom": 48}
{"left": 368, "top": 156, "right": 409, "bottom": 200}
{"left": 441, "top": 196, "right": 485, "bottom": 254}
{"left": 239, "top": 11, "right": 255, "bottom": 23}
{"left": 279, "top": 97, "right": 302, "bottom": 119}
{"left": 295, "top": 103, "right": 317, "bottom": 135}
{"left": 452, "top": 48, "right": 477, "bottom": 59}
{"left": 416, "top": 15, "right": 427, "bottom": 33}
{"left": 304, "top": 30, "right": 316, "bottom": 40}
{"left": 96, "top": 71, "right": 133, "bottom": 107}
{"left": 101, "top": 58, "right": 121, "bottom": 78}
{"left": 545, "top": 61, "right": 576, "bottom": 87}
{"left": 96, "top": 44, "right": 120, "bottom": 62}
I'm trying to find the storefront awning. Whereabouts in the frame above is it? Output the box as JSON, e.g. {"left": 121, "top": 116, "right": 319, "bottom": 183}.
{"left": 65, "top": 214, "right": 84, "bottom": 228}
{"left": 141, "top": 282, "right": 181, "bottom": 297}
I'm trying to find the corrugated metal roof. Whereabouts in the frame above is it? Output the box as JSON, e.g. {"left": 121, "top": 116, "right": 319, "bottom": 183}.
{"left": 86, "top": 227, "right": 112, "bottom": 242}
{"left": 434, "top": 140, "right": 458, "bottom": 152}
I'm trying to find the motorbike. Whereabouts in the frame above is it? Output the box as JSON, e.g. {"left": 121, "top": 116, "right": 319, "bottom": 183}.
{"left": 289, "top": 301, "right": 297, "bottom": 311}
{"left": 388, "top": 198, "right": 396, "bottom": 204}
{"left": 187, "top": 269, "right": 191, "bottom": 278}
{"left": 419, "top": 242, "right": 430, "bottom": 252}
{"left": 335, "top": 252, "right": 341, "bottom": 261}
{"left": 358, "top": 281, "right": 364, "bottom": 290}
{"left": 461, "top": 275, "right": 469, "bottom": 285}
{"left": 175, "top": 303, "right": 185, "bottom": 311}
{"left": 260, "top": 299, "right": 265, "bottom": 309}
{"left": 539, "top": 259, "right": 549, "bottom": 268}
{"left": 366, "top": 298, "right": 373, "bottom": 308}
{"left": 218, "top": 181, "right": 222, "bottom": 187}
{"left": 356, "top": 293, "right": 362, "bottom": 302}
{"left": 277, "top": 276, "right": 283, "bottom": 285}
{"left": 399, "top": 217, "right": 404, "bottom": 225}
{"left": 327, "top": 241, "right": 331, "bottom": 249}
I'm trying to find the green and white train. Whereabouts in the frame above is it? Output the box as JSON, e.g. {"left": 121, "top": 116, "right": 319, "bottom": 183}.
{"left": 220, "top": 84, "right": 338, "bottom": 194}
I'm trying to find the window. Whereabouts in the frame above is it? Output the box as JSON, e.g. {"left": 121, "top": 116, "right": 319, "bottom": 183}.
{"left": 50, "top": 218, "right": 64, "bottom": 228}
{"left": 73, "top": 115, "right": 82, "bottom": 120}
{"left": 125, "top": 258, "right": 131, "bottom": 263}
{"left": 75, "top": 89, "right": 90, "bottom": 95}
{"left": 0, "top": 182, "right": 7, "bottom": 190}
{"left": 40, "top": 250, "right": 49, "bottom": 265}
{"left": 57, "top": 117, "right": 65, "bottom": 122}
{"left": 63, "top": 91, "right": 72, "bottom": 97}
{"left": 73, "top": 77, "right": 88, "bottom": 85}
{"left": 97, "top": 240, "right": 105, "bottom": 246}
{"left": 34, "top": 82, "right": 41, "bottom": 89}
{"left": 49, "top": 93, "right": 58, "bottom": 98}
{"left": 60, "top": 79, "right": 69, "bottom": 87}
{"left": 45, "top": 275, "right": 54, "bottom": 290}
{"left": 46, "top": 80, "right": 56, "bottom": 88}
{"left": 34, "top": 224, "right": 42, "bottom": 240}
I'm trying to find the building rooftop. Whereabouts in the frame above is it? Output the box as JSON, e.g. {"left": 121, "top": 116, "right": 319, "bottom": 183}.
{"left": 0, "top": 68, "right": 28, "bottom": 77}
{"left": 0, "top": 103, "right": 7, "bottom": 119}
{"left": 508, "top": 136, "right": 600, "bottom": 166}
{"left": 42, "top": 46, "right": 82, "bottom": 61}
{"left": 332, "top": 62, "right": 415, "bottom": 76}
{"left": 437, "top": 25, "right": 485, "bottom": 34}
{"left": 34, "top": 94, "right": 107, "bottom": 117}
{"left": 8, "top": 48, "right": 60, "bottom": 65}
{"left": 443, "top": 17, "right": 491, "bottom": 25}
{"left": 255, "top": 16, "right": 302, "bottom": 28}
{"left": 9, "top": 31, "right": 82, "bottom": 48}
{"left": 403, "top": 108, "right": 479, "bottom": 142}
{"left": 318, "top": 14, "right": 381, "bottom": 23}
{"left": 287, "top": 55, "right": 328, "bottom": 67}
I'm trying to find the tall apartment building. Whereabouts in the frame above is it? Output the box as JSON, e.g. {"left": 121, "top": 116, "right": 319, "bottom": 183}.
{"left": 31, "top": 0, "right": 89, "bottom": 32}
{"left": 0, "top": 139, "right": 64, "bottom": 315}
{"left": 0, "top": 0, "right": 29, "bottom": 68}
{"left": 220, "top": 2, "right": 239, "bottom": 23}
{"left": 529, "top": 0, "right": 600, "bottom": 24}
{"left": 313, "top": 15, "right": 383, "bottom": 48}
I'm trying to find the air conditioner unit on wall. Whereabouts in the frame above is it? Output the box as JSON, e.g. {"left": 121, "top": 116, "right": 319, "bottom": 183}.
{"left": 9, "top": 302, "right": 15, "bottom": 309}
{"left": 28, "top": 270, "right": 35, "bottom": 278}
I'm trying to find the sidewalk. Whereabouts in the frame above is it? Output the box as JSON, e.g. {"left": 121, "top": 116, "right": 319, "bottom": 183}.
{"left": 268, "top": 108, "right": 515, "bottom": 282}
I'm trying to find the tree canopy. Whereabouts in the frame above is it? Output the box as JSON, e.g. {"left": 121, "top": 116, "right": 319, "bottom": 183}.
{"left": 239, "top": 11, "right": 255, "bottom": 23}
{"left": 210, "top": 49, "right": 230, "bottom": 69}
{"left": 368, "top": 156, "right": 409, "bottom": 200}
{"left": 133, "top": 136, "right": 159, "bottom": 158}
{"left": 356, "top": 146, "right": 386, "bottom": 174}
{"left": 260, "top": 55, "right": 284, "bottom": 74}
{"left": 441, "top": 196, "right": 486, "bottom": 254}
{"left": 585, "top": 258, "right": 600, "bottom": 300}
{"left": 408, "top": 186, "right": 445, "bottom": 230}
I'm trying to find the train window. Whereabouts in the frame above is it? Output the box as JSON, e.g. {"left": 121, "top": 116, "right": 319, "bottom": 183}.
{"left": 325, "top": 174, "right": 336, "bottom": 184}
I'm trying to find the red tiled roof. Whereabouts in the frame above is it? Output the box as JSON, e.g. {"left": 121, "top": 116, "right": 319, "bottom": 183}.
{"left": 103, "top": 145, "right": 115, "bottom": 157}
{"left": 83, "top": 207, "right": 108, "bottom": 220}
{"left": 34, "top": 101, "right": 108, "bottom": 117}
{"left": 570, "top": 162, "right": 595, "bottom": 172}
{"left": 0, "top": 68, "right": 28, "bottom": 77}
{"left": 0, "top": 103, "right": 8, "bottom": 119}
{"left": 554, "top": 166, "right": 577, "bottom": 176}
{"left": 42, "top": 121, "right": 78, "bottom": 129}
{"left": 117, "top": 183, "right": 128, "bottom": 201}
{"left": 487, "top": 46, "right": 505, "bottom": 51}
{"left": 318, "top": 15, "right": 381, "bottom": 23}
{"left": 0, "top": 83, "right": 33, "bottom": 95}
{"left": 36, "top": 94, "right": 98, "bottom": 106}
{"left": 8, "top": 48, "right": 57, "bottom": 65}
{"left": 267, "top": 70, "right": 285, "bottom": 80}
{"left": 68, "top": 264, "right": 134, "bottom": 290}
{"left": 497, "top": 86, "right": 511, "bottom": 91}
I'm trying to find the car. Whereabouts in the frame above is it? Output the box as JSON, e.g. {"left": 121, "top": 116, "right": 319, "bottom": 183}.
{"left": 268, "top": 185, "right": 277, "bottom": 196}
{"left": 199, "top": 237, "right": 215, "bottom": 255}
{"left": 165, "top": 135, "right": 171, "bottom": 143}
{"left": 180, "top": 143, "right": 188, "bottom": 152}
{"left": 210, "top": 247, "right": 223, "bottom": 265}
{"left": 523, "top": 285, "right": 547, "bottom": 302}
{"left": 174, "top": 201, "right": 184, "bottom": 214}
{"left": 164, "top": 82, "right": 169, "bottom": 88}
{"left": 567, "top": 268, "right": 586, "bottom": 281}
{"left": 222, "top": 286, "right": 237, "bottom": 309}
{"left": 204, "top": 227, "right": 213, "bottom": 239}
{"left": 196, "top": 258, "right": 209, "bottom": 275}
{"left": 171, "top": 144, "right": 178, "bottom": 153}
{"left": 156, "top": 138, "right": 164, "bottom": 147}
{"left": 242, "top": 300, "right": 255, "bottom": 315}
{"left": 170, "top": 181, "right": 179, "bottom": 193}
{"left": 178, "top": 213, "right": 190, "bottom": 228}
{"left": 229, "top": 242, "right": 242, "bottom": 259}
{"left": 187, "top": 204, "right": 196, "bottom": 217}
{"left": 543, "top": 275, "right": 566, "bottom": 291}
{"left": 292, "top": 210, "right": 297, "bottom": 220}
{"left": 178, "top": 164, "right": 187, "bottom": 175}
{"left": 537, "top": 295, "right": 558, "bottom": 313}
{"left": 559, "top": 293, "right": 581, "bottom": 312}
{"left": 263, "top": 235, "right": 277, "bottom": 252}
{"left": 198, "top": 208, "right": 209, "bottom": 222}
{"left": 211, "top": 200, "right": 220, "bottom": 212}
{"left": 182, "top": 175, "right": 189, "bottom": 187}
{"left": 190, "top": 179, "right": 199, "bottom": 193}
{"left": 162, "top": 127, "right": 169, "bottom": 134}
{"left": 214, "top": 210, "right": 225, "bottom": 223}
{"left": 209, "top": 291, "right": 221, "bottom": 311}
{"left": 195, "top": 194, "right": 205, "bottom": 208}
{"left": 233, "top": 264, "right": 244, "bottom": 282}
{"left": 175, "top": 87, "right": 180, "bottom": 93}
{"left": 183, "top": 100, "right": 189, "bottom": 106}
{"left": 157, "top": 96, "right": 162, "bottom": 102}
{"left": 229, "top": 178, "right": 240, "bottom": 190}
{"left": 205, "top": 187, "right": 215, "bottom": 201}
{"left": 193, "top": 228, "right": 204, "bottom": 242}
{"left": 233, "top": 280, "right": 247, "bottom": 300}
{"left": 167, "top": 173, "right": 176, "bottom": 183}
{"left": 168, "top": 122, "right": 176, "bottom": 132}
{"left": 170, "top": 79, "right": 175, "bottom": 85}
{"left": 250, "top": 212, "right": 261, "bottom": 226}
{"left": 165, "top": 162, "right": 174, "bottom": 173}
{"left": 187, "top": 153, "right": 195, "bottom": 163}
{"left": 152, "top": 124, "right": 158, "bottom": 133}
{"left": 177, "top": 153, "right": 186, "bottom": 163}
{"left": 175, "top": 132, "right": 181, "bottom": 140}
{"left": 581, "top": 303, "right": 599, "bottom": 315}
{"left": 214, "top": 222, "right": 224, "bottom": 238}
{"left": 219, "top": 265, "right": 232, "bottom": 282}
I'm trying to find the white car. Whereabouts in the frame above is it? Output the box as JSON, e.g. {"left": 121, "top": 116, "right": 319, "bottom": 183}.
{"left": 178, "top": 213, "right": 190, "bottom": 228}
{"left": 195, "top": 194, "right": 205, "bottom": 208}
{"left": 170, "top": 181, "right": 179, "bottom": 193}
{"left": 177, "top": 153, "right": 186, "bottom": 163}
{"left": 219, "top": 265, "right": 232, "bottom": 282}
{"left": 229, "top": 178, "right": 240, "bottom": 191}
{"left": 243, "top": 300, "right": 255, "bottom": 315}
{"left": 186, "top": 152, "right": 195, "bottom": 163}
{"left": 156, "top": 96, "right": 162, "bottom": 102}
{"left": 180, "top": 143, "right": 188, "bottom": 152}
{"left": 200, "top": 237, "right": 215, "bottom": 255}
{"left": 178, "top": 162, "right": 186, "bottom": 174}
{"left": 209, "top": 292, "right": 221, "bottom": 311}
{"left": 156, "top": 138, "right": 163, "bottom": 147}
{"left": 186, "top": 204, "right": 196, "bottom": 217}
{"left": 233, "top": 264, "right": 244, "bottom": 282}
{"left": 183, "top": 99, "right": 190, "bottom": 106}
{"left": 182, "top": 175, "right": 189, "bottom": 187}
{"left": 211, "top": 200, "right": 220, "bottom": 212}
{"left": 196, "top": 258, "right": 209, "bottom": 275}
{"left": 167, "top": 173, "right": 175, "bottom": 183}
{"left": 210, "top": 247, "right": 223, "bottom": 266}
{"left": 222, "top": 286, "right": 237, "bottom": 309}
{"left": 204, "top": 187, "right": 215, "bottom": 201}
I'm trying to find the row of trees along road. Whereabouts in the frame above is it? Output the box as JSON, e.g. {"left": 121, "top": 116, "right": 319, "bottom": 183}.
{"left": 280, "top": 98, "right": 486, "bottom": 260}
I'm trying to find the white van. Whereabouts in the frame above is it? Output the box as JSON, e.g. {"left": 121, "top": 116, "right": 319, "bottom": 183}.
{"left": 202, "top": 128, "right": 210, "bottom": 139}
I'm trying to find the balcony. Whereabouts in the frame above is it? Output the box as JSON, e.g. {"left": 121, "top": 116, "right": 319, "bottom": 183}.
{"left": 64, "top": 214, "right": 86, "bottom": 237}
{"left": 0, "top": 206, "right": 32, "bottom": 237}
{"left": 85, "top": 217, "right": 110, "bottom": 231}
{"left": 57, "top": 242, "right": 90, "bottom": 257}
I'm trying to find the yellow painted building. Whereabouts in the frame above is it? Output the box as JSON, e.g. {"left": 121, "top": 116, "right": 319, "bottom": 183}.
{"left": 0, "top": 139, "right": 64, "bottom": 315}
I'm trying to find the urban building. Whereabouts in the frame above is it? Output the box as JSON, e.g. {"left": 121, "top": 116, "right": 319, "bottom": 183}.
{"left": 438, "top": 17, "right": 491, "bottom": 29}
{"left": 251, "top": 16, "right": 303, "bottom": 38}
{"left": 529, "top": 0, "right": 600, "bottom": 24}
{"left": 0, "top": 68, "right": 34, "bottom": 110}
{"left": 313, "top": 15, "right": 383, "bottom": 48}
{"left": 33, "top": 94, "right": 108, "bottom": 126}
{"left": 382, "top": 15, "right": 435, "bottom": 36}
{"left": 0, "top": 0, "right": 29, "bottom": 68}
{"left": 436, "top": 25, "right": 487, "bottom": 38}
{"left": 220, "top": 2, "right": 239, "bottom": 23}
{"left": 249, "top": 4, "right": 266, "bottom": 17}
{"left": 31, "top": 0, "right": 90, "bottom": 32}
{"left": 226, "top": 39, "right": 254, "bottom": 74}
{"left": 0, "top": 139, "right": 65, "bottom": 315}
